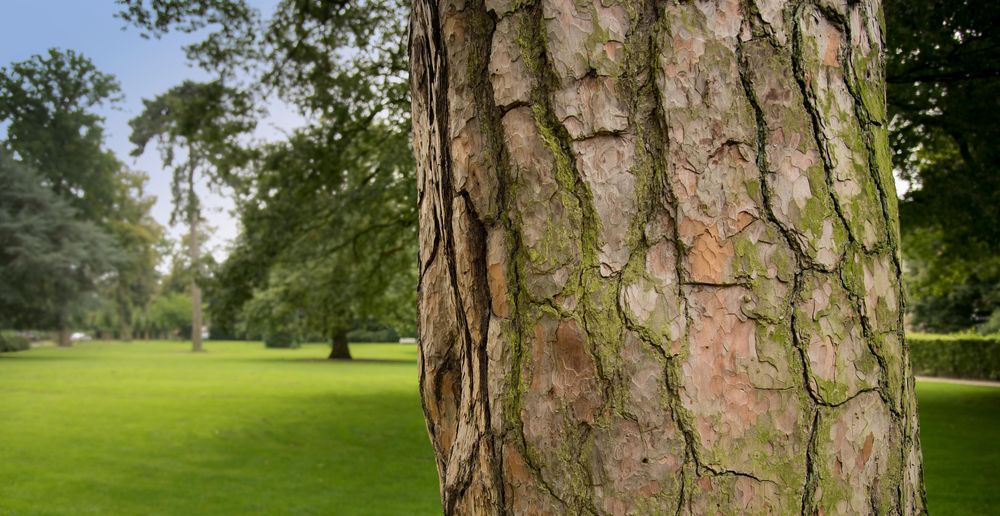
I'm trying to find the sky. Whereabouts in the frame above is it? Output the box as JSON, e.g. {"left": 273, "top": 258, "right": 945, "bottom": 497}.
{"left": 0, "top": 0, "right": 287, "bottom": 262}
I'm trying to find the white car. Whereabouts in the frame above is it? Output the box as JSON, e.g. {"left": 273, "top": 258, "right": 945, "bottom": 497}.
{"left": 70, "top": 332, "right": 92, "bottom": 342}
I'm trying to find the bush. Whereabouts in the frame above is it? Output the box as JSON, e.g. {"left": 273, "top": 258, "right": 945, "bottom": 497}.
{"left": 264, "top": 332, "right": 300, "bottom": 349}
{"left": 347, "top": 326, "right": 399, "bottom": 343}
{"left": 0, "top": 333, "right": 31, "bottom": 353}
{"left": 977, "top": 309, "right": 1000, "bottom": 336}
{"left": 908, "top": 334, "right": 1000, "bottom": 381}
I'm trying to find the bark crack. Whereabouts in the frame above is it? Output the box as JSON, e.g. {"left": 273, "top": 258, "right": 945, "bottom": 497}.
{"left": 800, "top": 408, "right": 821, "bottom": 515}
{"left": 642, "top": 2, "right": 704, "bottom": 493}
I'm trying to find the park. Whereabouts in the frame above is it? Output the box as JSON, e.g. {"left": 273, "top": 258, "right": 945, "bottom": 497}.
{"left": 2, "top": 0, "right": 999, "bottom": 514}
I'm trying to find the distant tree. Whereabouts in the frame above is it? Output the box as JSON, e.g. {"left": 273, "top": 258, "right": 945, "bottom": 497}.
{"left": 0, "top": 49, "right": 123, "bottom": 221}
{"left": 144, "top": 292, "right": 195, "bottom": 340}
{"left": 0, "top": 154, "right": 120, "bottom": 346}
{"left": 119, "top": 0, "right": 416, "bottom": 359}
{"left": 103, "top": 169, "right": 164, "bottom": 340}
{"left": 129, "top": 80, "right": 255, "bottom": 351}
{"left": 885, "top": 0, "right": 1000, "bottom": 330}
{"left": 1, "top": 49, "right": 164, "bottom": 341}
{"left": 218, "top": 123, "right": 416, "bottom": 358}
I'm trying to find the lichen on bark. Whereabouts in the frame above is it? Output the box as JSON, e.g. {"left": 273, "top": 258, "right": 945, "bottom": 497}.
{"left": 411, "top": 0, "right": 925, "bottom": 513}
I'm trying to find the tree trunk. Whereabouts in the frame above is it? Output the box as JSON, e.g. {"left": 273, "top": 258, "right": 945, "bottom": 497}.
{"left": 329, "top": 331, "right": 352, "bottom": 360}
{"left": 119, "top": 305, "right": 133, "bottom": 342}
{"left": 57, "top": 327, "right": 71, "bottom": 348}
{"left": 189, "top": 212, "right": 204, "bottom": 352}
{"left": 411, "top": 0, "right": 925, "bottom": 513}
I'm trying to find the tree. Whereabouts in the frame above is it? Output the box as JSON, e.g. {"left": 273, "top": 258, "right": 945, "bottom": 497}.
{"left": 1, "top": 49, "right": 162, "bottom": 342}
{"left": 0, "top": 154, "right": 120, "bottom": 346}
{"left": 411, "top": 0, "right": 924, "bottom": 512}
{"left": 118, "top": 0, "right": 416, "bottom": 359}
{"left": 101, "top": 168, "right": 164, "bottom": 340}
{"left": 0, "top": 49, "right": 123, "bottom": 221}
{"left": 209, "top": 120, "right": 416, "bottom": 359}
{"left": 144, "top": 292, "right": 195, "bottom": 340}
{"left": 883, "top": 0, "right": 1000, "bottom": 332}
{"left": 129, "top": 80, "right": 255, "bottom": 351}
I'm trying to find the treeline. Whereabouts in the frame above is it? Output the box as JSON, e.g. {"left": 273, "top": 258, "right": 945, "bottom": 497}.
{"left": 3, "top": 0, "right": 417, "bottom": 357}
{"left": 116, "top": 0, "right": 415, "bottom": 358}
{"left": 4, "top": 0, "right": 996, "bottom": 350}
{"left": 1, "top": 50, "right": 162, "bottom": 347}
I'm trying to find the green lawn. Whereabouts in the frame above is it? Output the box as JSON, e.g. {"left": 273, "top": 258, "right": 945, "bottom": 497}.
{"left": 917, "top": 381, "right": 1000, "bottom": 515}
{"left": 0, "top": 341, "right": 997, "bottom": 515}
{"left": 0, "top": 341, "right": 441, "bottom": 515}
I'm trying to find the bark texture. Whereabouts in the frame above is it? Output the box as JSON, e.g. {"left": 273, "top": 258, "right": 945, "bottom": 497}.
{"left": 411, "top": 0, "right": 925, "bottom": 513}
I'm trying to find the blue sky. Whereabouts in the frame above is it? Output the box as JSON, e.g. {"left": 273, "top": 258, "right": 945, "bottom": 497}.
{"left": 0, "top": 0, "right": 285, "bottom": 261}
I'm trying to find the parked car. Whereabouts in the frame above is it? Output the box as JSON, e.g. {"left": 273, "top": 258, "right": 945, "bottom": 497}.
{"left": 70, "top": 332, "right": 92, "bottom": 342}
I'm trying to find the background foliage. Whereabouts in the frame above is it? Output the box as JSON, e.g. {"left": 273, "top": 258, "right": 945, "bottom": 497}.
{"left": 885, "top": 0, "right": 1000, "bottom": 333}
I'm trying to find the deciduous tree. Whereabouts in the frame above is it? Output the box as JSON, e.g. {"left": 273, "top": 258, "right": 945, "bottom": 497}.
{"left": 884, "top": 0, "right": 1000, "bottom": 332}
{"left": 0, "top": 50, "right": 144, "bottom": 344}
{"left": 0, "top": 49, "right": 122, "bottom": 221}
{"left": 119, "top": 0, "right": 417, "bottom": 359}
{"left": 216, "top": 122, "right": 416, "bottom": 359}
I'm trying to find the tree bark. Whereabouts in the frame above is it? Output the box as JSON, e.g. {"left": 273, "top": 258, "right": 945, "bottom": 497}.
{"left": 411, "top": 0, "right": 925, "bottom": 513}
{"left": 329, "top": 331, "right": 353, "bottom": 360}
{"left": 189, "top": 211, "right": 204, "bottom": 352}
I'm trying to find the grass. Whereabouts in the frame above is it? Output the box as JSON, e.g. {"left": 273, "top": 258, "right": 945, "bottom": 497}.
{"left": 0, "top": 341, "right": 998, "bottom": 514}
{"left": 0, "top": 341, "right": 440, "bottom": 515}
{"left": 917, "top": 381, "right": 1000, "bottom": 515}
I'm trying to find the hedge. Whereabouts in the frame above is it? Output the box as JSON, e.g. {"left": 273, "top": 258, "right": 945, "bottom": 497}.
{"left": 907, "top": 334, "right": 1000, "bottom": 381}
{"left": 347, "top": 327, "right": 399, "bottom": 343}
{"left": 0, "top": 333, "right": 31, "bottom": 353}
{"left": 264, "top": 332, "right": 300, "bottom": 349}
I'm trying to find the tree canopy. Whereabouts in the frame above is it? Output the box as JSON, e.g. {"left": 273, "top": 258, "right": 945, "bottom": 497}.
{"left": 0, "top": 49, "right": 123, "bottom": 221}
{"left": 119, "top": 0, "right": 416, "bottom": 353}
{"left": 885, "top": 0, "right": 1000, "bottom": 331}
{"left": 129, "top": 79, "right": 256, "bottom": 222}
{"left": 0, "top": 154, "right": 121, "bottom": 331}
{"left": 1, "top": 49, "right": 163, "bottom": 342}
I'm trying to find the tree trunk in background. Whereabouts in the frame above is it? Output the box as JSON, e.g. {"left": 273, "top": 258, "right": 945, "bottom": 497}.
{"left": 411, "top": 0, "right": 925, "bottom": 513}
{"left": 119, "top": 304, "right": 133, "bottom": 342}
{"left": 57, "top": 327, "right": 71, "bottom": 348}
{"left": 189, "top": 213, "right": 203, "bottom": 352}
{"left": 329, "top": 331, "right": 352, "bottom": 360}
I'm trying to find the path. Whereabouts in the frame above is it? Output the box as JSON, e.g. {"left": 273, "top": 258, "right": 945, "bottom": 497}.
{"left": 916, "top": 376, "right": 1000, "bottom": 388}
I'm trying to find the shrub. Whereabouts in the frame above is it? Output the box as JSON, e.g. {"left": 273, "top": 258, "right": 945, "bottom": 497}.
{"left": 977, "top": 309, "right": 1000, "bottom": 336}
{"left": 347, "top": 328, "right": 398, "bottom": 343}
{"left": 0, "top": 333, "right": 31, "bottom": 353}
{"left": 347, "top": 321, "right": 399, "bottom": 342}
{"left": 908, "top": 334, "right": 1000, "bottom": 381}
{"left": 264, "top": 332, "right": 300, "bottom": 349}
